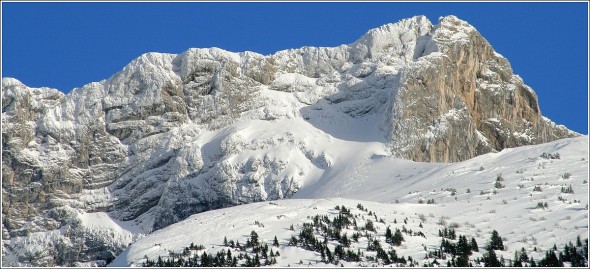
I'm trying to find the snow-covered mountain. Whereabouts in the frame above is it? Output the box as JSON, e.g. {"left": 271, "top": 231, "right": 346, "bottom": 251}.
{"left": 110, "top": 136, "right": 588, "bottom": 267}
{"left": 1, "top": 15, "right": 583, "bottom": 266}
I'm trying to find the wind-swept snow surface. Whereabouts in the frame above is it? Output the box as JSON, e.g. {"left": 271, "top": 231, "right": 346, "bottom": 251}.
{"left": 111, "top": 136, "right": 588, "bottom": 267}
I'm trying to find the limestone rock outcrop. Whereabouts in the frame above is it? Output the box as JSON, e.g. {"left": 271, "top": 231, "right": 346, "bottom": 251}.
{"left": 381, "top": 16, "right": 575, "bottom": 162}
{"left": 1, "top": 15, "right": 577, "bottom": 266}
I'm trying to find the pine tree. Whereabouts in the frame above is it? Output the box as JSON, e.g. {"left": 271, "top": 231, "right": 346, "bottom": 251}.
{"left": 201, "top": 252, "right": 212, "bottom": 267}
{"left": 335, "top": 244, "right": 345, "bottom": 260}
{"left": 226, "top": 249, "right": 232, "bottom": 266}
{"left": 262, "top": 244, "right": 269, "bottom": 259}
{"left": 341, "top": 232, "right": 350, "bottom": 247}
{"left": 250, "top": 230, "right": 260, "bottom": 246}
{"left": 519, "top": 247, "right": 528, "bottom": 262}
{"left": 376, "top": 247, "right": 391, "bottom": 265}
{"left": 326, "top": 247, "right": 333, "bottom": 263}
{"left": 385, "top": 226, "right": 393, "bottom": 243}
{"left": 245, "top": 253, "right": 252, "bottom": 267}
{"left": 365, "top": 219, "right": 375, "bottom": 231}
{"left": 398, "top": 256, "right": 406, "bottom": 265}
{"left": 289, "top": 235, "right": 298, "bottom": 246}
{"left": 191, "top": 252, "right": 199, "bottom": 266}
{"left": 456, "top": 255, "right": 469, "bottom": 267}
{"left": 513, "top": 251, "right": 523, "bottom": 267}
{"left": 559, "top": 252, "right": 565, "bottom": 266}
{"left": 392, "top": 228, "right": 404, "bottom": 246}
{"left": 540, "top": 250, "right": 562, "bottom": 267}
{"left": 483, "top": 248, "right": 502, "bottom": 267}
{"left": 488, "top": 230, "right": 504, "bottom": 250}
{"left": 471, "top": 237, "right": 479, "bottom": 252}
{"left": 254, "top": 253, "right": 261, "bottom": 267}
{"left": 273, "top": 236, "right": 280, "bottom": 247}
{"left": 457, "top": 235, "right": 472, "bottom": 256}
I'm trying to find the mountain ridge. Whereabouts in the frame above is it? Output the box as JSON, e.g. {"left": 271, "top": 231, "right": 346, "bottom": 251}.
{"left": 1, "top": 15, "right": 581, "bottom": 266}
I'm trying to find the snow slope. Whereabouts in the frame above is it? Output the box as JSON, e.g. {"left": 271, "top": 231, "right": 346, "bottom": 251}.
{"left": 1, "top": 15, "right": 582, "bottom": 266}
{"left": 110, "top": 136, "right": 589, "bottom": 267}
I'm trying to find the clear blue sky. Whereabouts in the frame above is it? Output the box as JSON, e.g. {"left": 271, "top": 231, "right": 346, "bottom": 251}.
{"left": 2, "top": 2, "right": 588, "bottom": 134}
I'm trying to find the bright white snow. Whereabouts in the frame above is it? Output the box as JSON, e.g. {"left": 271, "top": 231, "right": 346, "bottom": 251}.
{"left": 110, "top": 136, "right": 588, "bottom": 267}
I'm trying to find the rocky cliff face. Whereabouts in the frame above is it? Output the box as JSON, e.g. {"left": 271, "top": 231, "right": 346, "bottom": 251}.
{"left": 1, "top": 15, "right": 577, "bottom": 266}
{"left": 381, "top": 16, "right": 575, "bottom": 162}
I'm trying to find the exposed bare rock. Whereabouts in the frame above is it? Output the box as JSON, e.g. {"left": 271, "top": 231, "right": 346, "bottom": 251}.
{"left": 381, "top": 16, "right": 576, "bottom": 162}
{"left": 1, "top": 15, "right": 577, "bottom": 266}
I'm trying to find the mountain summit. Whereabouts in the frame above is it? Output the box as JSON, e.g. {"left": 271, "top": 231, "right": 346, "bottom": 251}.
{"left": 1, "top": 15, "right": 578, "bottom": 266}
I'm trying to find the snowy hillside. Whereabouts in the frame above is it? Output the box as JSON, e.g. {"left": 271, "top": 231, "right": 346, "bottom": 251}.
{"left": 1, "top": 15, "right": 583, "bottom": 266}
{"left": 110, "top": 136, "right": 589, "bottom": 267}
